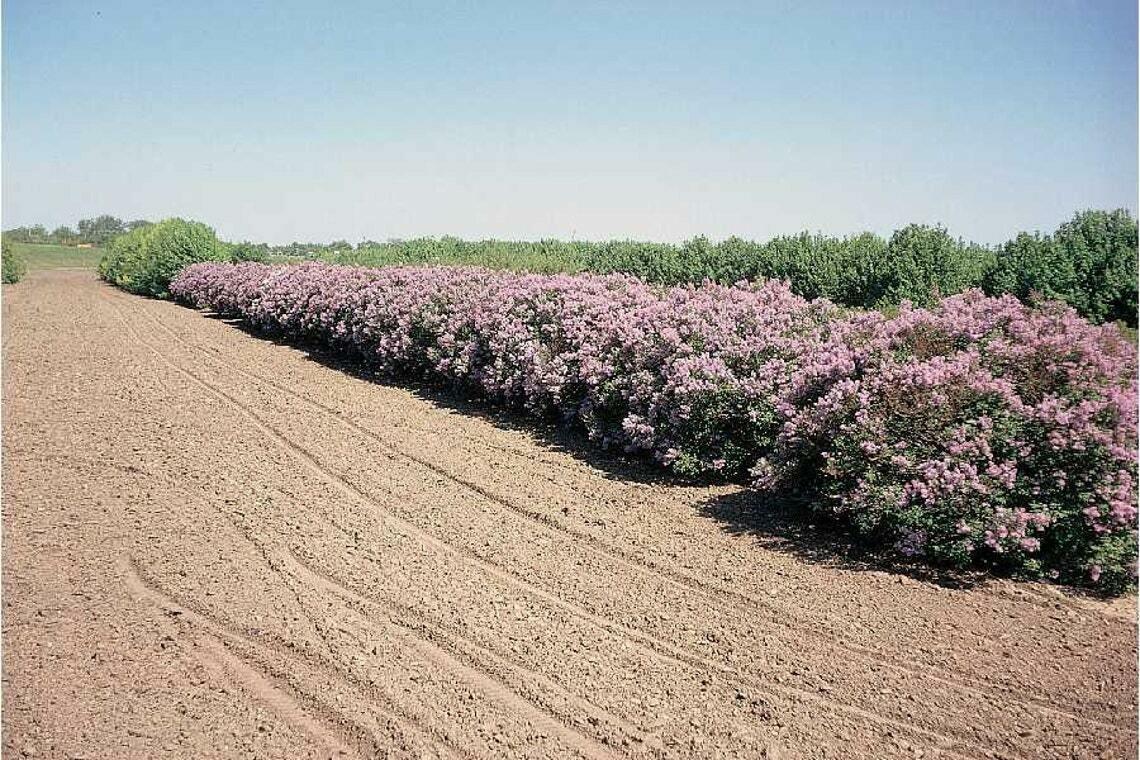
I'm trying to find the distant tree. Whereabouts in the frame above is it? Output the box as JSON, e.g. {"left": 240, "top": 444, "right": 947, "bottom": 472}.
{"left": 126, "top": 219, "right": 153, "bottom": 232}
{"left": 272, "top": 242, "right": 314, "bottom": 258}
{"left": 51, "top": 226, "right": 78, "bottom": 245}
{"left": 3, "top": 225, "right": 48, "bottom": 243}
{"left": 76, "top": 215, "right": 126, "bottom": 245}
{"left": 227, "top": 241, "right": 270, "bottom": 262}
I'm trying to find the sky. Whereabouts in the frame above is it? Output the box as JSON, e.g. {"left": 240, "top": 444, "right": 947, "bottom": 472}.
{"left": 2, "top": 0, "right": 1136, "bottom": 245}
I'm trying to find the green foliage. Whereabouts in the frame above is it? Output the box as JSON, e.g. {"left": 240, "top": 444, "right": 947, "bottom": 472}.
{"left": 99, "top": 218, "right": 226, "bottom": 297}
{"left": 329, "top": 230, "right": 992, "bottom": 310}
{"left": 984, "top": 209, "right": 1138, "bottom": 326}
{"left": 5, "top": 214, "right": 143, "bottom": 247}
{"left": 77, "top": 215, "right": 128, "bottom": 246}
{"left": 226, "top": 241, "right": 270, "bottom": 263}
{"left": 735, "top": 232, "right": 890, "bottom": 304}
{"left": 51, "top": 225, "right": 79, "bottom": 245}
{"left": 878, "top": 224, "right": 996, "bottom": 307}
{"left": 4, "top": 215, "right": 157, "bottom": 248}
{"left": 3, "top": 224, "right": 48, "bottom": 244}
{"left": 321, "top": 212, "right": 1128, "bottom": 324}
{"left": 329, "top": 236, "right": 593, "bottom": 274}
{"left": 2, "top": 239, "right": 27, "bottom": 283}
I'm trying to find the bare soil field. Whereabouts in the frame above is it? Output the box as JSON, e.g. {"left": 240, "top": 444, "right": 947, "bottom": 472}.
{"left": 3, "top": 269, "right": 1136, "bottom": 759}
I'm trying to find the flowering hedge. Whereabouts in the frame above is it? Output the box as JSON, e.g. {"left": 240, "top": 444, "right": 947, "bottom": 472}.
{"left": 171, "top": 262, "right": 1138, "bottom": 590}
{"left": 755, "top": 293, "right": 1138, "bottom": 590}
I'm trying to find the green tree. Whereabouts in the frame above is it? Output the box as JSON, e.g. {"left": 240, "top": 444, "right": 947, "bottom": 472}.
{"left": 227, "top": 241, "right": 270, "bottom": 262}
{"left": 985, "top": 209, "right": 1138, "bottom": 325}
{"left": 880, "top": 224, "right": 991, "bottom": 307}
{"left": 99, "top": 218, "right": 226, "bottom": 297}
{"left": 1053, "top": 209, "right": 1137, "bottom": 324}
{"left": 77, "top": 215, "right": 126, "bottom": 245}
{"left": 3, "top": 225, "right": 47, "bottom": 243}
{"left": 2, "top": 239, "right": 27, "bottom": 283}
{"left": 51, "top": 226, "right": 78, "bottom": 245}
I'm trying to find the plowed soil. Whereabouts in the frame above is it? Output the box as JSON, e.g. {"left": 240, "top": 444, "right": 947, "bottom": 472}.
{"left": 3, "top": 269, "right": 1136, "bottom": 759}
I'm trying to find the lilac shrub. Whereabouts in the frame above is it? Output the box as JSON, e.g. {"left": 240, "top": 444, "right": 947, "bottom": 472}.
{"left": 171, "top": 262, "right": 836, "bottom": 478}
{"left": 171, "top": 263, "right": 1138, "bottom": 589}
{"left": 761, "top": 291, "right": 1138, "bottom": 590}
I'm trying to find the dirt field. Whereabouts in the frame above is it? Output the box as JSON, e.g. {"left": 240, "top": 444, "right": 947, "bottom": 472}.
{"left": 2, "top": 269, "right": 1136, "bottom": 759}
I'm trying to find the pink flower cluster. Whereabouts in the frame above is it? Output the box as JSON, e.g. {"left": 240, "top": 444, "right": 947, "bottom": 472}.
{"left": 764, "top": 290, "right": 1138, "bottom": 587}
{"left": 170, "top": 263, "right": 1139, "bottom": 588}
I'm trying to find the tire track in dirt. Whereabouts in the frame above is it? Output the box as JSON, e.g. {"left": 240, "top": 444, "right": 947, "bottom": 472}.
{"left": 121, "top": 551, "right": 521, "bottom": 760}
{"left": 206, "top": 488, "right": 632, "bottom": 759}
{"left": 119, "top": 555, "right": 439, "bottom": 760}
{"left": 133, "top": 295, "right": 1131, "bottom": 736}
{"left": 202, "top": 482, "right": 343, "bottom": 666}
{"left": 104, "top": 294, "right": 1000, "bottom": 760}
{"left": 277, "top": 551, "right": 629, "bottom": 760}
{"left": 191, "top": 638, "right": 351, "bottom": 758}
{"left": 278, "top": 547, "right": 664, "bottom": 755}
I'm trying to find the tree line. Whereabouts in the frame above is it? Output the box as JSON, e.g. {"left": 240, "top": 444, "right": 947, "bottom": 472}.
{"left": 328, "top": 209, "right": 1139, "bottom": 325}
{"left": 3, "top": 215, "right": 153, "bottom": 247}
{"left": 14, "top": 208, "right": 1139, "bottom": 325}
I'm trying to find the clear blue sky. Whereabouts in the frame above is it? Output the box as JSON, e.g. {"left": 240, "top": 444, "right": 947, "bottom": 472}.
{"left": 3, "top": 0, "right": 1136, "bottom": 244}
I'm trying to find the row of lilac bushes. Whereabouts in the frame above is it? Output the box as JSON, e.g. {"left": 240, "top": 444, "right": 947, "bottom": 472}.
{"left": 170, "top": 262, "right": 1138, "bottom": 590}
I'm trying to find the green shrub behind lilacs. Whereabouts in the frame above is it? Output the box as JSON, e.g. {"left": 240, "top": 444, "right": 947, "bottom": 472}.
{"left": 319, "top": 213, "right": 1137, "bottom": 324}
{"left": 733, "top": 226, "right": 994, "bottom": 308}
{"left": 99, "top": 218, "right": 228, "bottom": 297}
{"left": 336, "top": 229, "right": 995, "bottom": 309}
{"left": 731, "top": 231, "right": 888, "bottom": 304}
{"left": 331, "top": 236, "right": 594, "bottom": 274}
{"left": 984, "top": 209, "right": 1138, "bottom": 326}
{"left": 877, "top": 224, "right": 997, "bottom": 307}
{"left": 224, "top": 241, "right": 270, "bottom": 263}
{"left": 168, "top": 208, "right": 1137, "bottom": 325}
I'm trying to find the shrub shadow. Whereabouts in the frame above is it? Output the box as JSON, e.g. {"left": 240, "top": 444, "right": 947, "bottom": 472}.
{"left": 698, "top": 487, "right": 990, "bottom": 590}
{"left": 213, "top": 315, "right": 684, "bottom": 487}
{"left": 700, "top": 488, "right": 1118, "bottom": 599}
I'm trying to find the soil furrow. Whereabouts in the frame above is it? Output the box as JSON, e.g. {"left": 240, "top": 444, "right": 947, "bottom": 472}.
{"left": 120, "top": 555, "right": 452, "bottom": 760}
{"left": 279, "top": 548, "right": 661, "bottom": 754}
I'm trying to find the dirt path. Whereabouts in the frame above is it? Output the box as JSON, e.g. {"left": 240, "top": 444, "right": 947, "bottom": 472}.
{"left": 2, "top": 269, "right": 1136, "bottom": 759}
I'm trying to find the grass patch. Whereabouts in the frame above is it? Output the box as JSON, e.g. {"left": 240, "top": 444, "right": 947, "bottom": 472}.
{"left": 11, "top": 242, "right": 105, "bottom": 270}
